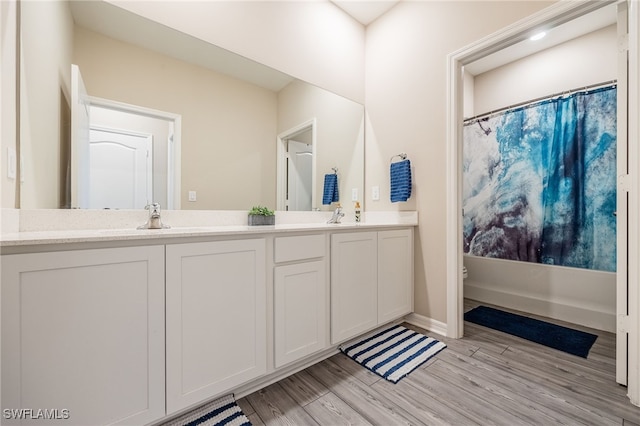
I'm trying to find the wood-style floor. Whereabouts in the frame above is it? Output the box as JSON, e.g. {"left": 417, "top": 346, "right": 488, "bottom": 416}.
{"left": 237, "top": 299, "right": 640, "bottom": 426}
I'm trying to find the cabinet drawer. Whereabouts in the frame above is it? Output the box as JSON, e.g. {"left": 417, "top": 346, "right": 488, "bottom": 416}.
{"left": 274, "top": 234, "right": 325, "bottom": 263}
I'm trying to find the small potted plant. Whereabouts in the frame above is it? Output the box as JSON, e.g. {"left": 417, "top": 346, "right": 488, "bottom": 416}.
{"left": 248, "top": 205, "right": 275, "bottom": 226}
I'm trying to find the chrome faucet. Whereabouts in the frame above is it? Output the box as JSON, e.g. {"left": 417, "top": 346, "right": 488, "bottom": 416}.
{"left": 327, "top": 205, "right": 345, "bottom": 224}
{"left": 138, "top": 203, "right": 170, "bottom": 229}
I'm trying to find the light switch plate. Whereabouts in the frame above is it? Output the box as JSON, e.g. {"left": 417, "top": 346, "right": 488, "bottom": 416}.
{"left": 372, "top": 186, "right": 380, "bottom": 201}
{"left": 188, "top": 191, "right": 197, "bottom": 202}
{"left": 351, "top": 188, "right": 358, "bottom": 201}
{"left": 7, "top": 147, "right": 16, "bottom": 179}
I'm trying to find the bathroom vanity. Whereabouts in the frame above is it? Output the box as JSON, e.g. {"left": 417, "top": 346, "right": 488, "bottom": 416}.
{"left": 0, "top": 210, "right": 416, "bottom": 425}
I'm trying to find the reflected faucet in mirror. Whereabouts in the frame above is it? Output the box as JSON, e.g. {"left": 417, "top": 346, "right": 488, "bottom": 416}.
{"left": 138, "top": 203, "right": 170, "bottom": 230}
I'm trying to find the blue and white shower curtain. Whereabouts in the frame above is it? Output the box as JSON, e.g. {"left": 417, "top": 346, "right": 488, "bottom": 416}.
{"left": 463, "top": 86, "right": 617, "bottom": 272}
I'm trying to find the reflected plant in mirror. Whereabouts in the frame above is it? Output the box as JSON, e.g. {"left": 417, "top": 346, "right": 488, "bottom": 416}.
{"left": 18, "top": 0, "right": 364, "bottom": 212}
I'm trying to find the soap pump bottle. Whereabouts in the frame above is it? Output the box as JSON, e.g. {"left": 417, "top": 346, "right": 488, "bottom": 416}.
{"left": 355, "top": 201, "right": 361, "bottom": 223}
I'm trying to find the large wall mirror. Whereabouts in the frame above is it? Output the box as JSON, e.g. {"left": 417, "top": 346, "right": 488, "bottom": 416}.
{"left": 19, "top": 0, "right": 364, "bottom": 211}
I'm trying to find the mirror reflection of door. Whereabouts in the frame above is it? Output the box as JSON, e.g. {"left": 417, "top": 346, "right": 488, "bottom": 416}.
{"left": 89, "top": 128, "right": 152, "bottom": 209}
{"left": 70, "top": 64, "right": 181, "bottom": 210}
{"left": 286, "top": 139, "right": 313, "bottom": 211}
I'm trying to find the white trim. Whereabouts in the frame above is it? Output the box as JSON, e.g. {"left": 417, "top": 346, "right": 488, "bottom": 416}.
{"left": 617, "top": 0, "right": 630, "bottom": 387}
{"left": 88, "top": 96, "right": 182, "bottom": 210}
{"left": 276, "top": 118, "right": 317, "bottom": 211}
{"left": 627, "top": 0, "right": 640, "bottom": 407}
{"left": 403, "top": 313, "right": 448, "bottom": 338}
{"left": 446, "top": 0, "right": 639, "bottom": 406}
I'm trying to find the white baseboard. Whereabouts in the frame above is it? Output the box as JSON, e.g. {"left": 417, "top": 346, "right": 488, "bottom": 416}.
{"left": 403, "top": 312, "right": 448, "bottom": 337}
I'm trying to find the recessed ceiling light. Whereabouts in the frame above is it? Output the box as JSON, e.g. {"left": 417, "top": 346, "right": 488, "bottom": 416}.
{"left": 530, "top": 31, "right": 546, "bottom": 41}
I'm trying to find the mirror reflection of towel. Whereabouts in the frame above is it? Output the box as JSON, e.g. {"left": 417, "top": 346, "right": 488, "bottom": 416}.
{"left": 390, "top": 159, "right": 412, "bottom": 202}
{"left": 322, "top": 174, "right": 339, "bottom": 205}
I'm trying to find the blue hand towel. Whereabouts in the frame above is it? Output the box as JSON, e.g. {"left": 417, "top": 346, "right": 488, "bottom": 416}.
{"left": 322, "top": 173, "right": 339, "bottom": 205}
{"left": 390, "top": 159, "right": 412, "bottom": 202}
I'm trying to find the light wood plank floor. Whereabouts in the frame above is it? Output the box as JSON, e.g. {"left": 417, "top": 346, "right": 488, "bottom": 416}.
{"left": 237, "top": 299, "right": 640, "bottom": 426}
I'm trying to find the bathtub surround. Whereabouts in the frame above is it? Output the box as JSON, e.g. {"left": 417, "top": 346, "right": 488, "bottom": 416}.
{"left": 464, "top": 254, "right": 616, "bottom": 332}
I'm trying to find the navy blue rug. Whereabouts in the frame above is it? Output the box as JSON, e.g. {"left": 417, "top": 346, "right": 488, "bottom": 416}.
{"left": 464, "top": 306, "right": 597, "bottom": 358}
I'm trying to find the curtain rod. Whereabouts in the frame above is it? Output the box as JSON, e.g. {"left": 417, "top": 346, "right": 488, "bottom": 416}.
{"left": 463, "top": 80, "right": 617, "bottom": 125}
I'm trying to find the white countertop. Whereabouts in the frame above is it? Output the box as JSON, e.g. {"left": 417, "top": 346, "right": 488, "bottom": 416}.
{"left": 0, "top": 209, "right": 418, "bottom": 248}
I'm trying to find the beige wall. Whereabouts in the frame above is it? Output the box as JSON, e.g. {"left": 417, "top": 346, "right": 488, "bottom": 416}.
{"left": 1, "top": 0, "right": 18, "bottom": 210}
{"left": 473, "top": 24, "right": 617, "bottom": 116}
{"left": 108, "top": 0, "right": 366, "bottom": 104}
{"left": 277, "top": 79, "right": 364, "bottom": 215}
{"left": 365, "top": 1, "right": 555, "bottom": 324}
{"left": 74, "top": 27, "right": 278, "bottom": 211}
{"left": 19, "top": 0, "right": 73, "bottom": 209}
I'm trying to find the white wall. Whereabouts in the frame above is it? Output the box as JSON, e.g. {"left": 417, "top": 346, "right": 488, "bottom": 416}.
{"left": 1, "top": 0, "right": 18, "bottom": 210}
{"left": 365, "top": 1, "right": 555, "bottom": 325}
{"left": 107, "top": 0, "right": 366, "bottom": 104}
{"left": 463, "top": 23, "right": 618, "bottom": 332}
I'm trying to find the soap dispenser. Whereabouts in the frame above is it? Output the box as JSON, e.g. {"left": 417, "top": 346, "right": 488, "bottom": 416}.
{"left": 355, "top": 201, "right": 361, "bottom": 223}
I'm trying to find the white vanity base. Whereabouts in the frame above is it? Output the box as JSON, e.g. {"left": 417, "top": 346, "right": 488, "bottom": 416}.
{"left": 1, "top": 210, "right": 417, "bottom": 426}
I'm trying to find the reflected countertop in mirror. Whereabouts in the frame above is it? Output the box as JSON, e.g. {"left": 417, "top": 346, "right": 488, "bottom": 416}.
{"left": 18, "top": 0, "right": 364, "bottom": 213}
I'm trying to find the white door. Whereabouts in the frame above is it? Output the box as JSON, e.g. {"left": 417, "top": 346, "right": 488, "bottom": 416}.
{"left": 287, "top": 140, "right": 313, "bottom": 211}
{"left": 616, "top": 1, "right": 629, "bottom": 386}
{"left": 71, "top": 64, "right": 90, "bottom": 209}
{"left": 88, "top": 128, "right": 152, "bottom": 209}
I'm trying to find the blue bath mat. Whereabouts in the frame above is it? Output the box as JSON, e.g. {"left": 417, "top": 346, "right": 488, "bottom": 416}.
{"left": 464, "top": 305, "right": 597, "bottom": 358}
{"left": 340, "top": 324, "right": 447, "bottom": 383}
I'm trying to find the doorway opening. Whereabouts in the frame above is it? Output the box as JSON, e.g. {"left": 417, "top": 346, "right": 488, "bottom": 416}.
{"left": 70, "top": 63, "right": 182, "bottom": 210}
{"left": 446, "top": 0, "right": 638, "bottom": 404}
{"left": 88, "top": 102, "right": 180, "bottom": 210}
{"left": 277, "top": 119, "right": 317, "bottom": 211}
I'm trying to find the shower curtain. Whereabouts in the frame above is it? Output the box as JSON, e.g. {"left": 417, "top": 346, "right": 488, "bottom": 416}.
{"left": 463, "top": 86, "right": 617, "bottom": 272}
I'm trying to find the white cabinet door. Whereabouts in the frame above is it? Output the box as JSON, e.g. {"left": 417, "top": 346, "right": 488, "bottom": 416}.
{"left": 1, "top": 246, "right": 165, "bottom": 426}
{"left": 274, "top": 261, "right": 327, "bottom": 368}
{"left": 330, "top": 232, "right": 378, "bottom": 344}
{"left": 166, "top": 239, "right": 267, "bottom": 414}
{"left": 378, "top": 229, "right": 414, "bottom": 323}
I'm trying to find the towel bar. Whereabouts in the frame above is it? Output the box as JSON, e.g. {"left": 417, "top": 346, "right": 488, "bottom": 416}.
{"left": 390, "top": 153, "right": 407, "bottom": 163}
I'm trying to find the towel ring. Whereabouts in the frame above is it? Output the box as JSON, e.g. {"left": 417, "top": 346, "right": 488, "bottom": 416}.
{"left": 390, "top": 153, "right": 407, "bottom": 163}
{"left": 331, "top": 167, "right": 338, "bottom": 174}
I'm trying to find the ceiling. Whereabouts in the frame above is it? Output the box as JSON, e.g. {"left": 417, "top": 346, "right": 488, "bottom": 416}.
{"left": 465, "top": 3, "right": 617, "bottom": 75}
{"left": 330, "top": 1, "right": 616, "bottom": 76}
{"left": 331, "top": 0, "right": 400, "bottom": 26}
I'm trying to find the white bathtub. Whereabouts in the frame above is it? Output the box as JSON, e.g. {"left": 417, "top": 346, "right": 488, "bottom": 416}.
{"left": 463, "top": 254, "right": 616, "bottom": 332}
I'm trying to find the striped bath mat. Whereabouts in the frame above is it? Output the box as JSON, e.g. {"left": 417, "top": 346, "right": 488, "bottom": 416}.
{"left": 163, "top": 394, "right": 251, "bottom": 426}
{"left": 340, "top": 324, "right": 446, "bottom": 383}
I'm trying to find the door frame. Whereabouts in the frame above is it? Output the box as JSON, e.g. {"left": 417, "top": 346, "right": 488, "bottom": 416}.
{"left": 88, "top": 96, "right": 182, "bottom": 210}
{"left": 276, "top": 118, "right": 317, "bottom": 211}
{"left": 445, "top": 0, "right": 640, "bottom": 406}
